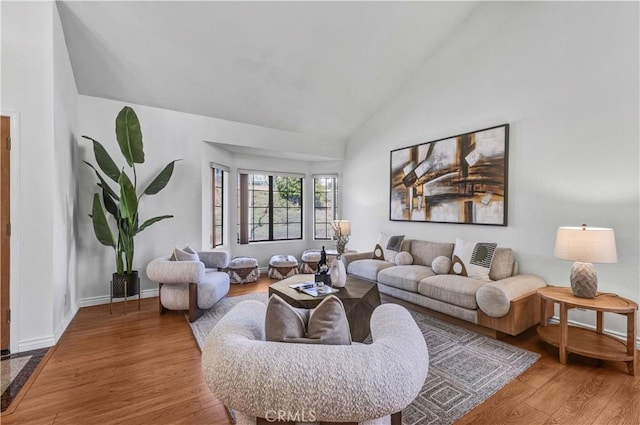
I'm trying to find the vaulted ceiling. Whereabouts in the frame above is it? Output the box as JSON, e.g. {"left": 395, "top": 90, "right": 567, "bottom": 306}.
{"left": 58, "top": 1, "right": 479, "bottom": 144}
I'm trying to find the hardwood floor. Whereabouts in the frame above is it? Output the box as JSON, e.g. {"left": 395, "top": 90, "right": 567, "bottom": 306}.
{"left": 2, "top": 275, "right": 638, "bottom": 424}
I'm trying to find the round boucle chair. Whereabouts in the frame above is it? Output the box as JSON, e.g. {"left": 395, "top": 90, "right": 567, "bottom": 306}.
{"left": 146, "top": 251, "right": 230, "bottom": 322}
{"left": 201, "top": 301, "right": 429, "bottom": 425}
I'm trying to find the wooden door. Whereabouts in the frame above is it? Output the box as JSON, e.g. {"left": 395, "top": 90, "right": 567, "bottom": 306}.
{"left": 1, "top": 116, "right": 10, "bottom": 355}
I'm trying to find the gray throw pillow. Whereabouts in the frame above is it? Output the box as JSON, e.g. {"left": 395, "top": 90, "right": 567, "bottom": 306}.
{"left": 174, "top": 245, "right": 199, "bottom": 262}
{"left": 265, "top": 294, "right": 308, "bottom": 342}
{"left": 306, "top": 296, "right": 352, "bottom": 345}
{"left": 265, "top": 294, "right": 352, "bottom": 345}
{"left": 386, "top": 235, "right": 405, "bottom": 252}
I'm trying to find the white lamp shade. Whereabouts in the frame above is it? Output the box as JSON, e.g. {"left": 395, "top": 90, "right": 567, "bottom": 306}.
{"left": 333, "top": 220, "right": 351, "bottom": 236}
{"left": 554, "top": 226, "right": 617, "bottom": 263}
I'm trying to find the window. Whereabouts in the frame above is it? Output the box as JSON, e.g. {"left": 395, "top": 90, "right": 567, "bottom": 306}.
{"left": 314, "top": 175, "right": 338, "bottom": 240}
{"left": 212, "top": 167, "right": 225, "bottom": 247}
{"left": 238, "top": 173, "right": 303, "bottom": 243}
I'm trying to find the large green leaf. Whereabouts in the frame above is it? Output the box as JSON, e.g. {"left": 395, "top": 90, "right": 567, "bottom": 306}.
{"left": 91, "top": 194, "right": 116, "bottom": 248}
{"left": 83, "top": 136, "right": 120, "bottom": 182}
{"left": 101, "top": 187, "right": 119, "bottom": 216}
{"left": 144, "top": 160, "right": 179, "bottom": 195}
{"left": 137, "top": 215, "right": 173, "bottom": 234}
{"left": 83, "top": 161, "right": 119, "bottom": 201}
{"left": 115, "top": 106, "right": 144, "bottom": 166}
{"left": 118, "top": 171, "right": 138, "bottom": 220}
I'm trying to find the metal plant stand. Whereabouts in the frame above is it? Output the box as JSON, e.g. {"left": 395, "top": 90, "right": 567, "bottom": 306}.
{"left": 110, "top": 276, "right": 141, "bottom": 314}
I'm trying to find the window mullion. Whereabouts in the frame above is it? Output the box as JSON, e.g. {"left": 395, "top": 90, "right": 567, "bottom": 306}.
{"left": 268, "top": 175, "right": 274, "bottom": 241}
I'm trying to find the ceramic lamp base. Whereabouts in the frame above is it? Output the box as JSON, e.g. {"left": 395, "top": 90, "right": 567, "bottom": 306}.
{"left": 570, "top": 261, "right": 597, "bottom": 298}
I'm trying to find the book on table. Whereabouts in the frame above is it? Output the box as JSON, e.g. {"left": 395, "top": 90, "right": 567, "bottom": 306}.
{"left": 288, "top": 281, "right": 339, "bottom": 297}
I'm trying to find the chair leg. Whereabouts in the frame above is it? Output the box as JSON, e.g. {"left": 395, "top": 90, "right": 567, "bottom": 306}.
{"left": 391, "top": 412, "right": 402, "bottom": 425}
{"left": 188, "top": 282, "right": 203, "bottom": 322}
{"left": 159, "top": 283, "right": 167, "bottom": 315}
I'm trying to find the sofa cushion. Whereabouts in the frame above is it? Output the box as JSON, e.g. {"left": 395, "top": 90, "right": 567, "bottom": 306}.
{"left": 418, "top": 275, "right": 489, "bottom": 310}
{"left": 489, "top": 247, "right": 515, "bottom": 280}
{"left": 378, "top": 265, "right": 435, "bottom": 293}
{"left": 410, "top": 240, "right": 454, "bottom": 266}
{"left": 451, "top": 238, "right": 497, "bottom": 281}
{"left": 347, "top": 259, "right": 395, "bottom": 281}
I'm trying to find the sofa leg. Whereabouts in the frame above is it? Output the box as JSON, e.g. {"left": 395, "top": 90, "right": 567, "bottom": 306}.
{"left": 159, "top": 283, "right": 167, "bottom": 315}
{"left": 188, "top": 282, "right": 203, "bottom": 322}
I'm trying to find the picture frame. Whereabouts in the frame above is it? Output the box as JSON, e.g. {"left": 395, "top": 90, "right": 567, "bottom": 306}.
{"left": 390, "top": 124, "right": 509, "bottom": 226}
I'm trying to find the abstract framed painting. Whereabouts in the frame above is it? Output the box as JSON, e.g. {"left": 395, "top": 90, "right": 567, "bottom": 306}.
{"left": 390, "top": 124, "right": 509, "bottom": 226}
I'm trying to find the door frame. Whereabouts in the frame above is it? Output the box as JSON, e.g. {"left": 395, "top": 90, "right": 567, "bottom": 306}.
{"left": 2, "top": 111, "right": 20, "bottom": 353}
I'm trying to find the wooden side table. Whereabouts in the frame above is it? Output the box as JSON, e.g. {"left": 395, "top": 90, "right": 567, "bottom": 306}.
{"left": 537, "top": 286, "right": 637, "bottom": 376}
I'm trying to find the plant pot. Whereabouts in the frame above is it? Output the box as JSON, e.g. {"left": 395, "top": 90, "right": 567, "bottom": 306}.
{"left": 112, "top": 271, "right": 140, "bottom": 298}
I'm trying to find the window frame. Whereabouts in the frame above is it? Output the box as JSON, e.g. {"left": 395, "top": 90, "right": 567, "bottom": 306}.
{"left": 211, "top": 166, "right": 226, "bottom": 247}
{"left": 239, "top": 172, "right": 304, "bottom": 243}
{"left": 313, "top": 175, "right": 339, "bottom": 241}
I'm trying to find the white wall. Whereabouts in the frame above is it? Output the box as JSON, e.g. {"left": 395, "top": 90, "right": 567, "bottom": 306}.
{"left": 77, "top": 96, "right": 343, "bottom": 302}
{"left": 52, "top": 3, "right": 79, "bottom": 341}
{"left": 1, "top": 2, "right": 56, "bottom": 351}
{"left": 343, "top": 2, "right": 640, "bottom": 336}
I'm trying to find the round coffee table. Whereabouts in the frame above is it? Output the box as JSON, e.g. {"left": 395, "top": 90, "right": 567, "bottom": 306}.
{"left": 268, "top": 274, "right": 381, "bottom": 342}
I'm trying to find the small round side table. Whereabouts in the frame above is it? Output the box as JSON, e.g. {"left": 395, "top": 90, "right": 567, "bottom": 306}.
{"left": 537, "top": 286, "right": 637, "bottom": 376}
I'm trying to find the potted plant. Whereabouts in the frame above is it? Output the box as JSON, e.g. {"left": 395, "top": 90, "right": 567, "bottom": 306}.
{"left": 84, "top": 106, "right": 179, "bottom": 298}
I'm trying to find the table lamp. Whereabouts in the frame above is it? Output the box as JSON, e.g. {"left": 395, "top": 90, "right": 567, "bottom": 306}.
{"left": 331, "top": 220, "right": 351, "bottom": 257}
{"left": 554, "top": 224, "right": 617, "bottom": 298}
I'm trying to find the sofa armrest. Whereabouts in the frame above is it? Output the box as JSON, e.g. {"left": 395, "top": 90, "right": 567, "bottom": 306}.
{"left": 476, "top": 274, "right": 546, "bottom": 318}
{"left": 198, "top": 250, "right": 230, "bottom": 269}
{"left": 146, "top": 256, "right": 205, "bottom": 284}
{"left": 340, "top": 251, "right": 373, "bottom": 270}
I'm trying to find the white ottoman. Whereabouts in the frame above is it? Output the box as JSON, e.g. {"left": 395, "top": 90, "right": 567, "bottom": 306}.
{"left": 268, "top": 255, "right": 299, "bottom": 279}
{"left": 227, "top": 257, "right": 260, "bottom": 284}
{"left": 299, "top": 250, "right": 321, "bottom": 273}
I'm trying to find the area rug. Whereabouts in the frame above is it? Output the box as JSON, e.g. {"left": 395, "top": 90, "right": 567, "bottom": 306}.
{"left": 1, "top": 348, "right": 49, "bottom": 412}
{"left": 190, "top": 293, "right": 540, "bottom": 425}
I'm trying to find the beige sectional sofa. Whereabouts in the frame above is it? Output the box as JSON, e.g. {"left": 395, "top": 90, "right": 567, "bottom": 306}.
{"left": 342, "top": 239, "right": 547, "bottom": 336}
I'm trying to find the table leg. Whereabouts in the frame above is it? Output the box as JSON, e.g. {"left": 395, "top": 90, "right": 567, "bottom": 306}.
{"left": 596, "top": 311, "right": 604, "bottom": 334}
{"left": 627, "top": 311, "right": 636, "bottom": 376}
{"left": 559, "top": 302, "right": 568, "bottom": 364}
{"left": 539, "top": 296, "right": 547, "bottom": 327}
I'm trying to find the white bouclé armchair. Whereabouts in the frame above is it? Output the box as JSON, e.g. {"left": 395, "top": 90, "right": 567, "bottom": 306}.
{"left": 201, "top": 300, "right": 429, "bottom": 425}
{"left": 146, "top": 250, "right": 230, "bottom": 322}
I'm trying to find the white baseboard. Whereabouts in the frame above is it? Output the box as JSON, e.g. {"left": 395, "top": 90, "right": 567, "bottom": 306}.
{"left": 18, "top": 335, "right": 56, "bottom": 352}
{"left": 16, "top": 290, "right": 159, "bottom": 354}
{"left": 547, "top": 316, "right": 640, "bottom": 349}
{"left": 78, "top": 288, "right": 159, "bottom": 308}
{"left": 54, "top": 304, "right": 80, "bottom": 342}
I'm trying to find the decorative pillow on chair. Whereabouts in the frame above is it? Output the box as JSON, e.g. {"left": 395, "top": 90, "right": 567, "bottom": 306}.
{"left": 265, "top": 294, "right": 308, "bottom": 341}
{"left": 373, "top": 233, "right": 405, "bottom": 262}
{"left": 174, "top": 245, "right": 200, "bottom": 262}
{"left": 451, "top": 238, "right": 497, "bottom": 281}
{"left": 265, "top": 294, "right": 352, "bottom": 345}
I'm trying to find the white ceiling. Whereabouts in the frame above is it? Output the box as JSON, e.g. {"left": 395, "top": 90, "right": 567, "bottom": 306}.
{"left": 58, "top": 1, "right": 479, "bottom": 145}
